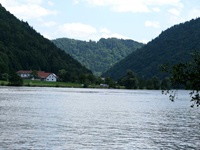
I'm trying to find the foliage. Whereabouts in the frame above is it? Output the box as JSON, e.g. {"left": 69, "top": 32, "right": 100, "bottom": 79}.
{"left": 119, "top": 70, "right": 139, "bottom": 89}
{"left": 104, "top": 77, "right": 116, "bottom": 88}
{"left": 152, "top": 76, "right": 161, "bottom": 90}
{"left": 30, "top": 70, "right": 38, "bottom": 78}
{"left": 118, "top": 70, "right": 167, "bottom": 90}
{"left": 1, "top": 73, "right": 8, "bottom": 81}
{"left": 160, "top": 77, "right": 171, "bottom": 90}
{"left": 52, "top": 38, "right": 144, "bottom": 76}
{"left": 22, "top": 79, "right": 83, "bottom": 88}
{"left": 0, "top": 4, "right": 91, "bottom": 82}
{"left": 166, "top": 53, "right": 200, "bottom": 107}
{"left": 103, "top": 18, "right": 200, "bottom": 80}
{"left": 8, "top": 71, "right": 23, "bottom": 86}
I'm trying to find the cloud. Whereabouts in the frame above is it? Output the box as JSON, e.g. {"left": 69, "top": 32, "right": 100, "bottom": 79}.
{"left": 145, "top": 21, "right": 160, "bottom": 28}
{"left": 101, "top": 33, "right": 129, "bottom": 40}
{"left": 188, "top": 8, "right": 200, "bottom": 19}
{"left": 167, "top": 7, "right": 200, "bottom": 26}
{"left": 152, "top": 7, "right": 160, "bottom": 12}
{"left": 48, "top": 1, "right": 54, "bottom": 6}
{"left": 73, "top": 0, "right": 80, "bottom": 5}
{"left": 58, "top": 23, "right": 97, "bottom": 39}
{"left": 100, "top": 28, "right": 111, "bottom": 34}
{"left": 41, "top": 21, "right": 57, "bottom": 27}
{"left": 0, "top": 0, "right": 57, "bottom": 19}
{"left": 84, "top": 0, "right": 183, "bottom": 13}
{"left": 100, "top": 28, "right": 129, "bottom": 39}
{"left": 168, "top": 8, "right": 180, "bottom": 16}
{"left": 55, "top": 23, "right": 129, "bottom": 41}
{"left": 27, "top": 0, "right": 43, "bottom": 4}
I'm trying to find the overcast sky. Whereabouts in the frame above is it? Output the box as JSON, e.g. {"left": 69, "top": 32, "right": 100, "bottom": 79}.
{"left": 1, "top": 0, "right": 200, "bottom": 43}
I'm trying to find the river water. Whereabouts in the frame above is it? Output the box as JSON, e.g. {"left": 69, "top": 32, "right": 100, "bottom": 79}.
{"left": 0, "top": 87, "right": 199, "bottom": 149}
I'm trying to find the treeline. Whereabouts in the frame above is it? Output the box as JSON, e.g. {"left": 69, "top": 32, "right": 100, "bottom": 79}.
{"left": 103, "top": 18, "right": 200, "bottom": 80}
{"left": 57, "top": 69, "right": 172, "bottom": 90}
{"left": 118, "top": 70, "right": 171, "bottom": 90}
{"left": 0, "top": 4, "right": 91, "bottom": 81}
{"left": 52, "top": 38, "right": 144, "bottom": 76}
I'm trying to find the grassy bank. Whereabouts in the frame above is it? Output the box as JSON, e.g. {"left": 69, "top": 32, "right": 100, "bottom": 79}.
{"left": 0, "top": 80, "right": 9, "bottom": 86}
{"left": 23, "top": 80, "right": 114, "bottom": 88}
{"left": 0, "top": 80, "right": 109, "bottom": 88}
{"left": 0, "top": 80, "right": 83, "bottom": 88}
{"left": 23, "top": 80, "right": 84, "bottom": 88}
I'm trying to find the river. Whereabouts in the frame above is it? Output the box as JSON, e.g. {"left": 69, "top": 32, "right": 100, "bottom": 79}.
{"left": 0, "top": 87, "right": 199, "bottom": 149}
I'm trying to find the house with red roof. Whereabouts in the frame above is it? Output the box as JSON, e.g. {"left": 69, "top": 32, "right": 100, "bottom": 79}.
{"left": 37, "top": 71, "right": 57, "bottom": 82}
{"left": 17, "top": 70, "right": 57, "bottom": 82}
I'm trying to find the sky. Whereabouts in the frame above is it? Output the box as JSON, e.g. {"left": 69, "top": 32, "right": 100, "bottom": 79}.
{"left": 0, "top": 0, "right": 200, "bottom": 43}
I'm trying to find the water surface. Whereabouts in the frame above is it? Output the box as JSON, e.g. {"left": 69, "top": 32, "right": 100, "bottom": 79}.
{"left": 0, "top": 87, "right": 199, "bottom": 149}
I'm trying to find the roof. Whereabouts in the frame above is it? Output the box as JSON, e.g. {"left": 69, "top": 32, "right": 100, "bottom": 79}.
{"left": 37, "top": 71, "right": 51, "bottom": 79}
{"left": 17, "top": 70, "right": 57, "bottom": 79}
{"left": 17, "top": 70, "right": 32, "bottom": 74}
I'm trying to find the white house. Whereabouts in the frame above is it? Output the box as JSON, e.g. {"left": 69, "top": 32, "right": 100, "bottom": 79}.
{"left": 37, "top": 71, "right": 57, "bottom": 82}
{"left": 17, "top": 70, "right": 58, "bottom": 82}
{"left": 17, "top": 70, "right": 32, "bottom": 78}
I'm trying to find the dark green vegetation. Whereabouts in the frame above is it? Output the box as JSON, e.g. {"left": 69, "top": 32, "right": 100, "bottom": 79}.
{"left": 0, "top": 79, "right": 83, "bottom": 88}
{"left": 0, "top": 4, "right": 91, "bottom": 82}
{"left": 8, "top": 71, "right": 23, "bottom": 86}
{"left": 0, "top": 77, "right": 115, "bottom": 88}
{"left": 164, "top": 52, "right": 200, "bottom": 107}
{"left": 52, "top": 38, "right": 144, "bottom": 76}
{"left": 118, "top": 70, "right": 171, "bottom": 90}
{"left": 103, "top": 18, "right": 200, "bottom": 80}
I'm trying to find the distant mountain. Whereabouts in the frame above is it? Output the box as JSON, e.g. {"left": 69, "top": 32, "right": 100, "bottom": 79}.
{"left": 52, "top": 38, "right": 144, "bottom": 76}
{"left": 0, "top": 4, "right": 91, "bottom": 77}
{"left": 103, "top": 18, "right": 200, "bottom": 80}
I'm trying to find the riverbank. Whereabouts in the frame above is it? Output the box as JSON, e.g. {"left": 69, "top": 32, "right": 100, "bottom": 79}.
{"left": 0, "top": 80, "right": 81, "bottom": 88}
{"left": 0, "top": 80, "right": 109, "bottom": 88}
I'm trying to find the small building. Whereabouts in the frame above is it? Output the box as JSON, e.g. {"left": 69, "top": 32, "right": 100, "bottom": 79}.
{"left": 17, "top": 70, "right": 57, "bottom": 82}
{"left": 37, "top": 71, "right": 57, "bottom": 82}
{"left": 17, "top": 70, "right": 32, "bottom": 78}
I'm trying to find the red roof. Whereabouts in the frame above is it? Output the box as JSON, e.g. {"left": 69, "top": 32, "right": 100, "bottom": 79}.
{"left": 37, "top": 71, "right": 52, "bottom": 79}
{"left": 17, "top": 70, "right": 57, "bottom": 79}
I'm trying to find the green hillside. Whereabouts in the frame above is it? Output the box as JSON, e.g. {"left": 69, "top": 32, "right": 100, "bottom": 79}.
{"left": 0, "top": 4, "right": 91, "bottom": 79}
{"left": 52, "top": 38, "right": 144, "bottom": 76}
{"left": 103, "top": 18, "right": 200, "bottom": 80}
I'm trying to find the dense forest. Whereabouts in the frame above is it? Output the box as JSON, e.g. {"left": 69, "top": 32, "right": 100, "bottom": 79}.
{"left": 52, "top": 38, "right": 144, "bottom": 76}
{"left": 0, "top": 4, "right": 91, "bottom": 81}
{"left": 103, "top": 18, "right": 200, "bottom": 80}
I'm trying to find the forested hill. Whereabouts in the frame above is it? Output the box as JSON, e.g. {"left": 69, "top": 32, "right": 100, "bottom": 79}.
{"left": 103, "top": 18, "right": 200, "bottom": 80}
{"left": 52, "top": 38, "right": 144, "bottom": 76}
{"left": 0, "top": 4, "right": 91, "bottom": 77}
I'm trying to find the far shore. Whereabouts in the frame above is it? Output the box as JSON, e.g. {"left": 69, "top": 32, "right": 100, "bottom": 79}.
{"left": 0, "top": 79, "right": 116, "bottom": 89}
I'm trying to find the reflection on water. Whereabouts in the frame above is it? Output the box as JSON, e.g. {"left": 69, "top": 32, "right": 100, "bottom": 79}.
{"left": 0, "top": 87, "right": 199, "bottom": 149}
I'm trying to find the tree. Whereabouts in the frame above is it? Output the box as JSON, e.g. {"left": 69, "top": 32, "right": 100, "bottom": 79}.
{"left": 119, "top": 70, "right": 139, "bottom": 89}
{"left": 152, "top": 76, "right": 160, "bottom": 90}
{"left": 161, "top": 77, "right": 171, "bottom": 90}
{"left": 105, "top": 77, "right": 116, "bottom": 88}
{"left": 1, "top": 73, "right": 8, "bottom": 81}
{"left": 58, "top": 69, "right": 67, "bottom": 81}
{"left": 8, "top": 71, "right": 23, "bottom": 86}
{"left": 30, "top": 70, "right": 38, "bottom": 79}
{"left": 146, "top": 79, "right": 154, "bottom": 90}
{"left": 165, "top": 52, "right": 200, "bottom": 107}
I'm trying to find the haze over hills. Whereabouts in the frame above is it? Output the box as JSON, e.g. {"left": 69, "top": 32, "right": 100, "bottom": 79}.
{"left": 52, "top": 38, "right": 144, "bottom": 76}
{"left": 0, "top": 4, "right": 91, "bottom": 78}
{"left": 103, "top": 18, "right": 200, "bottom": 80}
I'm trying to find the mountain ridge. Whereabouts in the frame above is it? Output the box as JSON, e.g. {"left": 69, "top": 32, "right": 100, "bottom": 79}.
{"left": 102, "top": 18, "right": 200, "bottom": 80}
{"left": 52, "top": 37, "right": 144, "bottom": 76}
{"left": 0, "top": 4, "right": 91, "bottom": 79}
